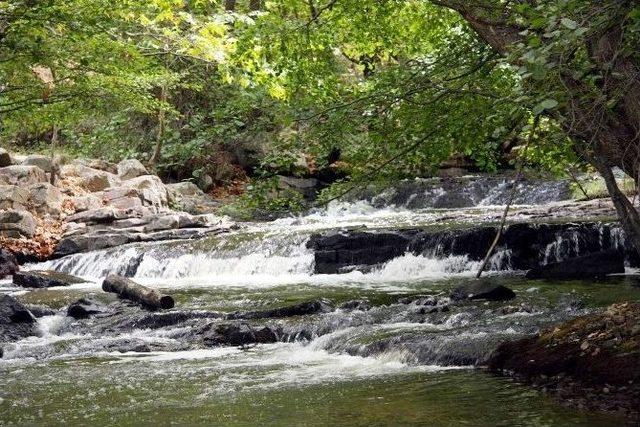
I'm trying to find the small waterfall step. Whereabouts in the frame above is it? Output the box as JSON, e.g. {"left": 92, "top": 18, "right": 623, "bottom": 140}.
{"left": 308, "top": 221, "right": 632, "bottom": 275}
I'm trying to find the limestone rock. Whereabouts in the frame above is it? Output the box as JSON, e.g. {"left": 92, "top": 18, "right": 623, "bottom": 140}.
{"left": 61, "top": 164, "right": 120, "bottom": 192}
{"left": 117, "top": 159, "right": 148, "bottom": 180}
{"left": 21, "top": 154, "right": 53, "bottom": 173}
{"left": 122, "top": 175, "right": 168, "bottom": 210}
{"left": 27, "top": 182, "right": 63, "bottom": 216}
{"left": 0, "top": 165, "right": 47, "bottom": 186}
{"left": 0, "top": 210, "right": 37, "bottom": 238}
{"left": 0, "top": 185, "right": 29, "bottom": 211}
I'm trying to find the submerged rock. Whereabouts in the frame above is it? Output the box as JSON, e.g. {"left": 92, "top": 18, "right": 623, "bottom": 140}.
{"left": 451, "top": 281, "right": 516, "bottom": 301}
{"left": 488, "top": 302, "right": 640, "bottom": 415}
{"left": 202, "top": 322, "right": 278, "bottom": 346}
{"left": 0, "top": 294, "right": 37, "bottom": 344}
{"left": 13, "top": 270, "right": 87, "bottom": 288}
{"left": 525, "top": 250, "right": 625, "bottom": 280}
{"left": 227, "top": 299, "right": 334, "bottom": 320}
{"left": 67, "top": 296, "right": 108, "bottom": 319}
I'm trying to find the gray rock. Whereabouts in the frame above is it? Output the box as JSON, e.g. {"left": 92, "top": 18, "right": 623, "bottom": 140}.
{"left": 0, "top": 210, "right": 37, "bottom": 238}
{"left": 70, "top": 194, "right": 103, "bottom": 212}
{"left": 72, "top": 158, "right": 117, "bottom": 174}
{"left": 0, "top": 248, "right": 18, "bottom": 279}
{"left": 143, "top": 214, "right": 180, "bottom": 232}
{"left": 0, "top": 185, "right": 29, "bottom": 211}
{"left": 122, "top": 175, "right": 168, "bottom": 210}
{"left": 27, "top": 182, "right": 63, "bottom": 216}
{"left": 0, "top": 148, "right": 12, "bottom": 167}
{"left": 451, "top": 281, "right": 516, "bottom": 301}
{"left": 0, "top": 165, "right": 47, "bottom": 185}
{"left": 166, "top": 181, "right": 204, "bottom": 199}
{"left": 278, "top": 175, "right": 321, "bottom": 200}
{"left": 54, "top": 233, "right": 136, "bottom": 257}
{"left": 65, "top": 207, "right": 132, "bottom": 224}
{"left": 196, "top": 174, "right": 214, "bottom": 192}
{"left": 13, "top": 270, "right": 87, "bottom": 288}
{"left": 117, "top": 159, "right": 148, "bottom": 180}
{"left": 21, "top": 154, "right": 53, "bottom": 173}
{"left": 61, "top": 164, "right": 120, "bottom": 192}
{"left": 202, "top": 322, "right": 278, "bottom": 347}
{"left": 67, "top": 296, "right": 108, "bottom": 319}
{"left": 0, "top": 294, "right": 37, "bottom": 344}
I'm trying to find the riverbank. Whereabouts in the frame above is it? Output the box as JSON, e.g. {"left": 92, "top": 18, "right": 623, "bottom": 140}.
{"left": 489, "top": 302, "right": 640, "bottom": 417}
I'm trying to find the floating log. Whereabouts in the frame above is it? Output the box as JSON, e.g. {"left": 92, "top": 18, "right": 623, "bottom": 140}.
{"left": 102, "top": 275, "right": 174, "bottom": 309}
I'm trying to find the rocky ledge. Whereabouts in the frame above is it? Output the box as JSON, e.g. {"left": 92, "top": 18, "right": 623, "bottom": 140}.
{"left": 488, "top": 302, "right": 640, "bottom": 416}
{"left": 0, "top": 150, "right": 233, "bottom": 268}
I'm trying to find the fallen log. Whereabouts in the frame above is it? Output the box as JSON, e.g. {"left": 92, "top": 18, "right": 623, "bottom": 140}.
{"left": 102, "top": 275, "right": 174, "bottom": 310}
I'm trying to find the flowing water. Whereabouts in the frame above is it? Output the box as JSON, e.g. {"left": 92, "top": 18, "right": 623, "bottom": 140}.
{"left": 1, "top": 176, "right": 639, "bottom": 426}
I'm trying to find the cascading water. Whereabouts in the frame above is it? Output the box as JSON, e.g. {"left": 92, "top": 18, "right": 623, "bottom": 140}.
{"left": 2, "top": 175, "right": 637, "bottom": 425}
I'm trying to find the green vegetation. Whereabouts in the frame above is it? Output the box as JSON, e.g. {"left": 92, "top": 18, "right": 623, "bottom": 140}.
{"left": 2, "top": 1, "right": 639, "bottom": 227}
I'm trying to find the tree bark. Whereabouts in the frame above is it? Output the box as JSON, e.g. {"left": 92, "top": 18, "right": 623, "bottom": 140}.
{"left": 102, "top": 275, "right": 175, "bottom": 309}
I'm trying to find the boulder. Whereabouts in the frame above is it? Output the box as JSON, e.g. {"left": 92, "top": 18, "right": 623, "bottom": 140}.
{"left": 451, "top": 281, "right": 516, "bottom": 301}
{"left": 72, "top": 158, "right": 118, "bottom": 174}
{"left": 0, "top": 148, "right": 11, "bottom": 167}
{"left": 526, "top": 250, "right": 625, "bottom": 280}
{"left": 278, "top": 175, "right": 321, "bottom": 200}
{"left": 21, "top": 154, "right": 53, "bottom": 173}
{"left": 122, "top": 175, "right": 168, "bottom": 210}
{"left": 0, "top": 294, "right": 37, "bottom": 343}
{"left": 202, "top": 322, "right": 278, "bottom": 346}
{"left": 0, "top": 165, "right": 47, "bottom": 185}
{"left": 196, "top": 174, "right": 213, "bottom": 192}
{"left": 166, "top": 182, "right": 220, "bottom": 214}
{"left": 13, "top": 270, "right": 87, "bottom": 288}
{"left": 117, "top": 159, "right": 148, "bottom": 180}
{"left": 227, "top": 299, "right": 334, "bottom": 320}
{"left": 70, "top": 194, "right": 103, "bottom": 212}
{"left": 61, "top": 164, "right": 120, "bottom": 192}
{"left": 0, "top": 185, "right": 29, "bottom": 211}
{"left": 0, "top": 210, "right": 37, "bottom": 238}
{"left": 0, "top": 248, "right": 19, "bottom": 279}
{"left": 67, "top": 296, "right": 107, "bottom": 319}
{"left": 27, "top": 182, "right": 63, "bottom": 216}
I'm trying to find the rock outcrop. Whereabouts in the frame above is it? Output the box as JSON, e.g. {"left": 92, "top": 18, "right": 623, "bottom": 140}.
{"left": 525, "top": 250, "right": 625, "bottom": 280}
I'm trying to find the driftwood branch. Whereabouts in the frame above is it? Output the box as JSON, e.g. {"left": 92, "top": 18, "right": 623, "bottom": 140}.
{"left": 102, "top": 275, "right": 174, "bottom": 309}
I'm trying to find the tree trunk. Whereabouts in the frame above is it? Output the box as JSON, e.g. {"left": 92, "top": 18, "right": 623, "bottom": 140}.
{"left": 149, "top": 85, "right": 167, "bottom": 167}
{"left": 102, "top": 275, "right": 175, "bottom": 309}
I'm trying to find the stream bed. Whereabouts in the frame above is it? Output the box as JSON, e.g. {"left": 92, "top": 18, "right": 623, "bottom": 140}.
{"left": 1, "top": 177, "right": 639, "bottom": 426}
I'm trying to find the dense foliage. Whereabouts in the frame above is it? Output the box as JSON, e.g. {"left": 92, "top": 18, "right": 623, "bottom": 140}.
{"left": 2, "top": 1, "right": 638, "bottom": 215}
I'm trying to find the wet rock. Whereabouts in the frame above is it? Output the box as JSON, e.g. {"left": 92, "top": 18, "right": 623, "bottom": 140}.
{"left": 202, "top": 322, "right": 278, "bottom": 346}
{"left": 228, "top": 299, "right": 334, "bottom": 320}
{"left": 121, "top": 311, "right": 222, "bottom": 330}
{"left": 25, "top": 304, "right": 57, "bottom": 318}
{"left": 0, "top": 148, "right": 11, "bottom": 167}
{"left": 13, "top": 270, "right": 87, "bottom": 288}
{"left": 21, "top": 154, "right": 53, "bottom": 173}
{"left": 0, "top": 248, "right": 19, "bottom": 279}
{"left": 0, "top": 294, "right": 37, "bottom": 343}
{"left": 0, "top": 185, "right": 29, "bottom": 211}
{"left": 117, "top": 159, "right": 148, "bottom": 180}
{"left": 308, "top": 231, "right": 415, "bottom": 274}
{"left": 0, "top": 165, "right": 47, "bottom": 186}
{"left": 451, "top": 281, "right": 516, "bottom": 301}
{"left": 488, "top": 302, "right": 640, "bottom": 415}
{"left": 398, "top": 295, "right": 439, "bottom": 306}
{"left": 339, "top": 299, "right": 372, "bottom": 311}
{"left": 67, "top": 296, "right": 107, "bottom": 319}
{"left": 525, "top": 250, "right": 625, "bottom": 280}
{"left": 27, "top": 182, "right": 63, "bottom": 216}
{"left": 0, "top": 209, "right": 37, "bottom": 238}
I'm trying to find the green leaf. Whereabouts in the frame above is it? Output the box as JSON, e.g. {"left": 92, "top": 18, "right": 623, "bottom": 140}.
{"left": 561, "top": 18, "right": 578, "bottom": 30}
{"left": 533, "top": 99, "right": 558, "bottom": 115}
